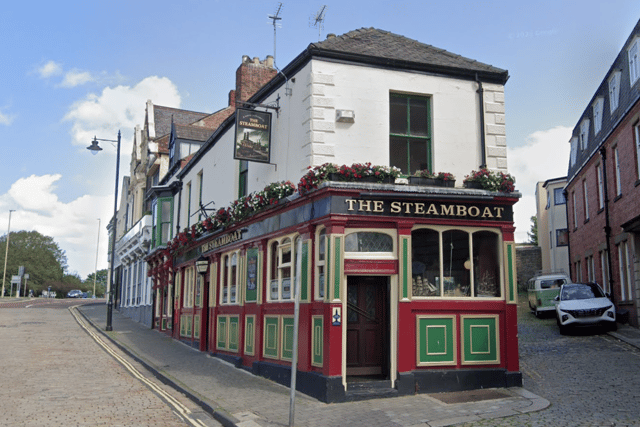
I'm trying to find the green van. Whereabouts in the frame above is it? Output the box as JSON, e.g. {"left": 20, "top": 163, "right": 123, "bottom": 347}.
{"left": 527, "top": 273, "right": 571, "bottom": 317}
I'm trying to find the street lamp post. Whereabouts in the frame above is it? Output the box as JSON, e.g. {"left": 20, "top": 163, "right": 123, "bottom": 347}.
{"left": 2, "top": 209, "right": 15, "bottom": 298}
{"left": 87, "top": 131, "right": 121, "bottom": 331}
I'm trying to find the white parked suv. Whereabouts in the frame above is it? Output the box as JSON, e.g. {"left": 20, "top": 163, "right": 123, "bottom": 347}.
{"left": 555, "top": 282, "right": 616, "bottom": 335}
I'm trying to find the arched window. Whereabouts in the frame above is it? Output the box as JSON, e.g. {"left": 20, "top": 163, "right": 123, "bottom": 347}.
{"left": 220, "top": 250, "right": 240, "bottom": 305}
{"left": 268, "top": 234, "right": 299, "bottom": 301}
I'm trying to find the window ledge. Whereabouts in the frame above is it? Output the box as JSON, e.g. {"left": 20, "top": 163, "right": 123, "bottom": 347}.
{"left": 614, "top": 194, "right": 623, "bottom": 202}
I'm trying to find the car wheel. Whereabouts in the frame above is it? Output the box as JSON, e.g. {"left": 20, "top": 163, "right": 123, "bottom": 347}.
{"left": 559, "top": 324, "right": 569, "bottom": 335}
{"left": 609, "top": 322, "right": 618, "bottom": 332}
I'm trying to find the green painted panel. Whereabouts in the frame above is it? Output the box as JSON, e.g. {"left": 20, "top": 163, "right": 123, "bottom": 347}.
{"left": 301, "top": 241, "right": 309, "bottom": 301}
{"left": 427, "top": 327, "right": 446, "bottom": 353}
{"left": 333, "top": 237, "right": 341, "bottom": 300}
{"left": 263, "top": 317, "right": 279, "bottom": 358}
{"left": 281, "top": 317, "right": 294, "bottom": 360}
{"left": 180, "top": 315, "right": 187, "bottom": 337}
{"left": 244, "top": 316, "right": 255, "bottom": 355}
{"left": 463, "top": 317, "right": 498, "bottom": 363}
{"left": 402, "top": 238, "right": 408, "bottom": 299}
{"left": 194, "top": 315, "right": 200, "bottom": 339}
{"left": 417, "top": 317, "right": 455, "bottom": 364}
{"left": 312, "top": 317, "right": 323, "bottom": 366}
{"left": 245, "top": 248, "right": 259, "bottom": 302}
{"left": 217, "top": 317, "right": 227, "bottom": 349}
{"left": 229, "top": 316, "right": 239, "bottom": 351}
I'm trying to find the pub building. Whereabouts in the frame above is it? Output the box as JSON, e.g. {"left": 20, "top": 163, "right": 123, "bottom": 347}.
{"left": 146, "top": 28, "right": 521, "bottom": 402}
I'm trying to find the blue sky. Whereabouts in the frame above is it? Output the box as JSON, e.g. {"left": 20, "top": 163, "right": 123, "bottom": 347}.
{"left": 1, "top": 0, "right": 638, "bottom": 278}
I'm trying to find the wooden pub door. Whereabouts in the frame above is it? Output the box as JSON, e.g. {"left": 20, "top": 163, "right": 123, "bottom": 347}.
{"left": 346, "top": 276, "right": 389, "bottom": 378}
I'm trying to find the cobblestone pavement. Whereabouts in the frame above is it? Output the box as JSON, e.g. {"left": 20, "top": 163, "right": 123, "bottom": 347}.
{"left": 0, "top": 299, "right": 220, "bottom": 427}
{"left": 462, "top": 298, "right": 640, "bottom": 427}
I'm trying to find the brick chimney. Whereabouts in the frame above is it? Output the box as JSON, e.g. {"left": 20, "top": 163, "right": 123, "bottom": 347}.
{"left": 235, "top": 55, "right": 277, "bottom": 103}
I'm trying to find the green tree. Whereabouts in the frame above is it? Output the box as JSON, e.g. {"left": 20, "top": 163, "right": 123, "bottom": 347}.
{"left": 528, "top": 216, "right": 539, "bottom": 246}
{"left": 85, "top": 269, "right": 108, "bottom": 297}
{"left": 0, "top": 230, "right": 67, "bottom": 296}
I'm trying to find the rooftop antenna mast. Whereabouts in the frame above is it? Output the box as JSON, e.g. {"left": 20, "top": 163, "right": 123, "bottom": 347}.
{"left": 268, "top": 3, "right": 283, "bottom": 65}
{"left": 310, "top": 5, "right": 327, "bottom": 41}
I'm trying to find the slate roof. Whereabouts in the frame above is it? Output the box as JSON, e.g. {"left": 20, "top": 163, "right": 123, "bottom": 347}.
{"left": 307, "top": 28, "right": 508, "bottom": 83}
{"left": 153, "top": 106, "right": 209, "bottom": 138}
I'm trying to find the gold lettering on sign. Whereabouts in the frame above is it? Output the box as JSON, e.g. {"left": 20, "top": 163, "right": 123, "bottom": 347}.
{"left": 344, "top": 198, "right": 508, "bottom": 221}
{"left": 201, "top": 230, "right": 243, "bottom": 253}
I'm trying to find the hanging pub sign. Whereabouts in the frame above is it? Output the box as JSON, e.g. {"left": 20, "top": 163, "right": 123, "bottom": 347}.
{"left": 234, "top": 108, "right": 271, "bottom": 163}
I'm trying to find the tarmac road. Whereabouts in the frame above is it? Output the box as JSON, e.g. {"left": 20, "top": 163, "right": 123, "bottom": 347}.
{"left": 0, "top": 299, "right": 220, "bottom": 427}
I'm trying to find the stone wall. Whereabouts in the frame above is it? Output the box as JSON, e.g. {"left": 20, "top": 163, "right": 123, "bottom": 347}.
{"left": 516, "top": 245, "right": 541, "bottom": 292}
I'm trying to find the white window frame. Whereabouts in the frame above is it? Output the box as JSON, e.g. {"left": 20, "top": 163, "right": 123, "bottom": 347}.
{"left": 572, "top": 192, "right": 577, "bottom": 229}
{"left": 600, "top": 250, "right": 609, "bottom": 294}
{"left": 629, "top": 36, "right": 640, "bottom": 86}
{"left": 635, "top": 123, "right": 640, "bottom": 181}
{"left": 570, "top": 136, "right": 578, "bottom": 166}
{"left": 267, "top": 234, "right": 299, "bottom": 302}
{"left": 596, "top": 164, "right": 604, "bottom": 210}
{"left": 614, "top": 146, "right": 622, "bottom": 196}
{"left": 592, "top": 97, "right": 604, "bottom": 135}
{"left": 580, "top": 119, "right": 590, "bottom": 151}
{"left": 609, "top": 71, "right": 621, "bottom": 112}
{"left": 619, "top": 241, "right": 633, "bottom": 301}
{"left": 183, "top": 266, "right": 195, "bottom": 308}
{"left": 315, "top": 226, "right": 327, "bottom": 300}
{"left": 220, "top": 250, "right": 240, "bottom": 305}
{"left": 582, "top": 179, "right": 589, "bottom": 221}
{"left": 587, "top": 255, "right": 595, "bottom": 282}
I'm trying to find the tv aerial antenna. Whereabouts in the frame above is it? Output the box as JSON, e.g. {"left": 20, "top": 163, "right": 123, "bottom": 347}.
{"left": 310, "top": 5, "right": 327, "bottom": 41}
{"left": 268, "top": 3, "right": 283, "bottom": 65}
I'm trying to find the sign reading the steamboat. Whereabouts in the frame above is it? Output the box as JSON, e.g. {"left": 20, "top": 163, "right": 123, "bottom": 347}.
{"left": 234, "top": 108, "right": 271, "bottom": 163}
{"left": 342, "top": 198, "right": 513, "bottom": 222}
{"left": 200, "top": 230, "right": 244, "bottom": 253}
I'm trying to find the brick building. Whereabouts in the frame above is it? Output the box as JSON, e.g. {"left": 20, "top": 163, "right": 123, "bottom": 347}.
{"left": 565, "top": 18, "right": 640, "bottom": 326}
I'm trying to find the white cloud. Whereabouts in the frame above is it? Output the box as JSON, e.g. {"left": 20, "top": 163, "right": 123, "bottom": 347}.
{"left": 0, "top": 110, "right": 15, "bottom": 125}
{"left": 38, "top": 60, "right": 63, "bottom": 78}
{"left": 508, "top": 126, "right": 572, "bottom": 243}
{"left": 0, "top": 174, "right": 112, "bottom": 279}
{"left": 64, "top": 76, "right": 181, "bottom": 157}
{"left": 60, "top": 70, "right": 94, "bottom": 88}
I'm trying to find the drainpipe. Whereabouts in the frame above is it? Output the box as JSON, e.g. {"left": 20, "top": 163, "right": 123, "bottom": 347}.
{"left": 599, "top": 147, "right": 615, "bottom": 304}
{"left": 476, "top": 73, "right": 487, "bottom": 169}
{"left": 563, "top": 188, "right": 572, "bottom": 279}
{"left": 175, "top": 179, "right": 183, "bottom": 238}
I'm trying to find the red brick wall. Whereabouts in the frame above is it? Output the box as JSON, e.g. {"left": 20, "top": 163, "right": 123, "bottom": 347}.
{"left": 566, "top": 99, "right": 640, "bottom": 325}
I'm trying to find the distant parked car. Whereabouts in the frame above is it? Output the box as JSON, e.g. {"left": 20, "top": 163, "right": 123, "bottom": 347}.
{"left": 555, "top": 282, "right": 616, "bottom": 334}
{"left": 67, "top": 289, "right": 83, "bottom": 298}
{"left": 527, "top": 272, "right": 570, "bottom": 317}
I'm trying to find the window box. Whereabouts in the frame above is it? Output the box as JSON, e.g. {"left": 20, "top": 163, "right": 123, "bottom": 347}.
{"left": 409, "top": 176, "right": 455, "bottom": 187}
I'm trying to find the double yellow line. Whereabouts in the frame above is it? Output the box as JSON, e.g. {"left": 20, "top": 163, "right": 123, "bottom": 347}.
{"left": 69, "top": 306, "right": 209, "bottom": 427}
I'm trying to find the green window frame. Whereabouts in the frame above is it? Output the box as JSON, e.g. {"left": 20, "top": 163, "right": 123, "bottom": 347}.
{"left": 389, "top": 93, "right": 432, "bottom": 175}
{"left": 152, "top": 197, "right": 174, "bottom": 248}
{"left": 238, "top": 160, "right": 248, "bottom": 198}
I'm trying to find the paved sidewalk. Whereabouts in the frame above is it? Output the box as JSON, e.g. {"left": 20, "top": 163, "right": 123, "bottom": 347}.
{"left": 78, "top": 304, "right": 550, "bottom": 427}
{"left": 609, "top": 323, "right": 640, "bottom": 350}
